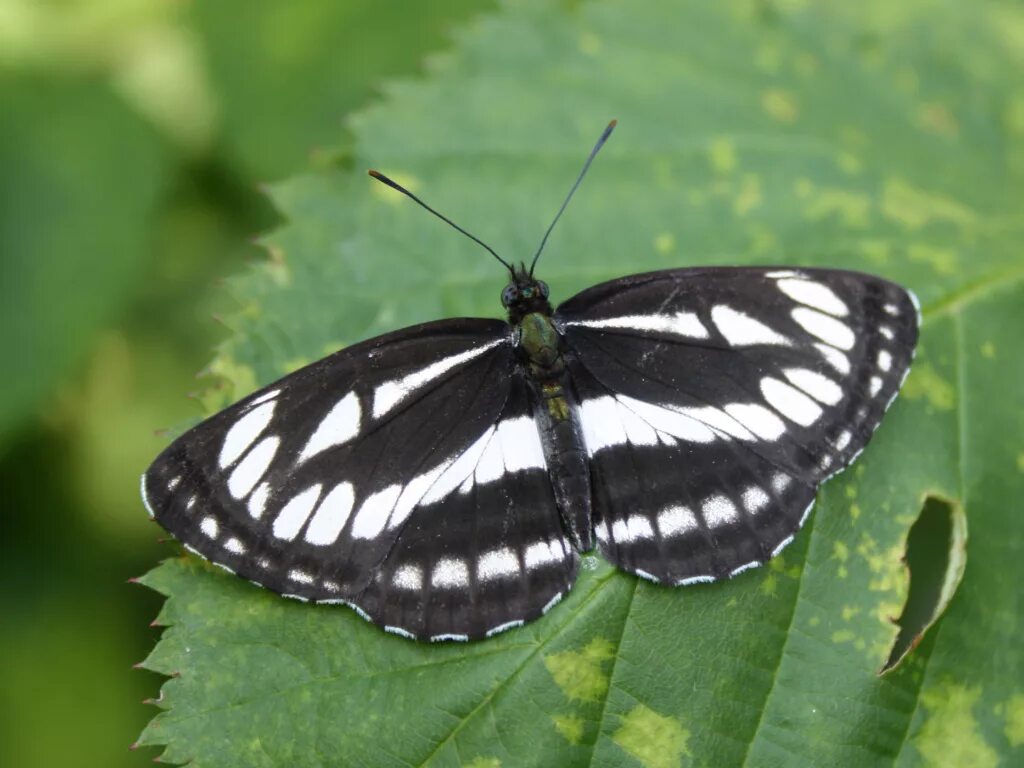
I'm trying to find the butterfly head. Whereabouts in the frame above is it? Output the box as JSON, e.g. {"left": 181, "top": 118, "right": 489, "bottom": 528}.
{"left": 502, "top": 264, "right": 551, "bottom": 322}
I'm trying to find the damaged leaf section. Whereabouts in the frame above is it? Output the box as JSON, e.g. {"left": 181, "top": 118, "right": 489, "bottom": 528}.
{"left": 882, "top": 494, "right": 966, "bottom": 672}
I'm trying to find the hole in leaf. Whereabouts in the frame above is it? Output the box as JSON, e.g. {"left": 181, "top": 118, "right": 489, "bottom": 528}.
{"left": 881, "top": 494, "right": 966, "bottom": 673}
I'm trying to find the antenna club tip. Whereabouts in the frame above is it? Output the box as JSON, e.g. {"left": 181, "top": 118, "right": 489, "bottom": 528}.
{"left": 608, "top": 119, "right": 618, "bottom": 128}
{"left": 367, "top": 169, "right": 382, "bottom": 178}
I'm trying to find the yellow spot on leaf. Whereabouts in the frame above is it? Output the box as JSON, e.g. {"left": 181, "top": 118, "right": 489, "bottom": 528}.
{"left": 760, "top": 572, "right": 778, "bottom": 597}
{"left": 809, "top": 615, "right": 820, "bottom": 627}
{"left": 654, "top": 232, "right": 676, "bottom": 255}
{"left": 981, "top": 342, "right": 996, "bottom": 359}
{"left": 612, "top": 704, "right": 690, "bottom": 768}
{"left": 734, "top": 174, "right": 762, "bottom": 216}
{"left": 902, "top": 363, "right": 955, "bottom": 411}
{"left": 761, "top": 89, "right": 799, "bottom": 123}
{"left": 372, "top": 172, "right": 420, "bottom": 204}
{"left": 833, "top": 541, "right": 849, "bottom": 562}
{"left": 908, "top": 244, "right": 958, "bottom": 275}
{"left": 464, "top": 758, "right": 501, "bottom": 768}
{"left": 803, "top": 188, "right": 871, "bottom": 228}
{"left": 914, "top": 683, "right": 997, "bottom": 768}
{"left": 545, "top": 638, "right": 615, "bottom": 702}
{"left": 832, "top": 629, "right": 856, "bottom": 644}
{"left": 1017, "top": 453, "right": 1024, "bottom": 473}
{"left": 579, "top": 31, "right": 602, "bottom": 56}
{"left": 842, "top": 605, "right": 861, "bottom": 621}
{"left": 851, "top": 503, "right": 862, "bottom": 521}
{"left": 708, "top": 137, "right": 737, "bottom": 174}
{"left": 553, "top": 714, "right": 585, "bottom": 745}
{"left": 881, "top": 178, "right": 975, "bottom": 230}
{"left": 836, "top": 152, "right": 862, "bottom": 175}
{"left": 999, "top": 693, "right": 1024, "bottom": 746}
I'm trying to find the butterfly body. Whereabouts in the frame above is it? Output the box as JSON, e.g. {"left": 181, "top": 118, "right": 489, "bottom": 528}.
{"left": 507, "top": 270, "right": 596, "bottom": 552}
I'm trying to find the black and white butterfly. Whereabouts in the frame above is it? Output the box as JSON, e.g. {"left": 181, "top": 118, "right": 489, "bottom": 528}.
{"left": 143, "top": 122, "right": 919, "bottom": 642}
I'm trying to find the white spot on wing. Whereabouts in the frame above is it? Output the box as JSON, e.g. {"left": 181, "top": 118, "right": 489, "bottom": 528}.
{"left": 224, "top": 537, "right": 245, "bottom": 554}
{"left": 477, "top": 547, "right": 520, "bottom": 581}
{"left": 272, "top": 484, "right": 322, "bottom": 541}
{"left": 772, "top": 473, "right": 792, "bottom": 494}
{"left": 248, "top": 482, "right": 270, "bottom": 520}
{"left": 617, "top": 396, "right": 717, "bottom": 444}
{"left": 249, "top": 389, "right": 279, "bottom": 407}
{"left": 418, "top": 429, "right": 494, "bottom": 507}
{"left": 815, "top": 343, "right": 851, "bottom": 375}
{"left": 392, "top": 564, "right": 422, "bottom": 591}
{"left": 834, "top": 430, "right": 852, "bottom": 451}
{"left": 679, "top": 405, "right": 754, "bottom": 441}
{"left": 784, "top": 368, "right": 843, "bottom": 405}
{"left": 777, "top": 278, "right": 849, "bottom": 317}
{"left": 569, "top": 312, "right": 709, "bottom": 339}
{"left": 611, "top": 515, "right": 655, "bottom": 544}
{"left": 702, "top": 495, "right": 739, "bottom": 527}
{"left": 712, "top": 305, "right": 791, "bottom": 346}
{"left": 742, "top": 486, "right": 770, "bottom": 514}
{"left": 879, "top": 325, "right": 894, "bottom": 340}
{"left": 219, "top": 401, "right": 276, "bottom": 469}
{"left": 351, "top": 484, "right": 402, "bottom": 539}
{"left": 228, "top": 436, "right": 279, "bottom": 499}
{"left": 496, "top": 416, "right": 546, "bottom": 473}
{"left": 473, "top": 431, "right": 506, "bottom": 485}
{"left": 432, "top": 557, "right": 469, "bottom": 588}
{"left": 792, "top": 308, "right": 855, "bottom": 350}
{"left": 372, "top": 339, "right": 504, "bottom": 418}
{"left": 658, "top": 505, "right": 698, "bottom": 537}
{"left": 869, "top": 376, "right": 883, "bottom": 396}
{"left": 525, "top": 540, "right": 564, "bottom": 568}
{"left": 297, "top": 392, "right": 360, "bottom": 464}
{"left": 305, "top": 481, "right": 355, "bottom": 545}
{"left": 723, "top": 403, "right": 787, "bottom": 440}
{"left": 877, "top": 350, "right": 893, "bottom": 372}
{"left": 288, "top": 569, "right": 313, "bottom": 585}
{"left": 761, "top": 376, "right": 824, "bottom": 426}
{"left": 200, "top": 516, "right": 219, "bottom": 539}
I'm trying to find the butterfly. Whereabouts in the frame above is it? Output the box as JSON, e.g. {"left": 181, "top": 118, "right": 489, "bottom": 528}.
{"left": 142, "top": 121, "right": 919, "bottom": 642}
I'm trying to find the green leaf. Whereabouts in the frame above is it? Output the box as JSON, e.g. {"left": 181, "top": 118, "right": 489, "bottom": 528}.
{"left": 139, "top": 1, "right": 1024, "bottom": 765}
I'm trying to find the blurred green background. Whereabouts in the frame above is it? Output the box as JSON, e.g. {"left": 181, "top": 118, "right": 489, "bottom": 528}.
{"left": 0, "top": 1, "right": 492, "bottom": 765}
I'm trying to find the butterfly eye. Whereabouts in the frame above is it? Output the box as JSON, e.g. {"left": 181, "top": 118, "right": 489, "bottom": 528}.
{"left": 501, "top": 285, "right": 518, "bottom": 307}
{"left": 537, "top": 281, "right": 550, "bottom": 298}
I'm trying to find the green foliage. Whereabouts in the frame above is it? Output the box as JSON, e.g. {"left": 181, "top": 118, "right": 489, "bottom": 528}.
{"left": 139, "top": 0, "right": 1024, "bottom": 764}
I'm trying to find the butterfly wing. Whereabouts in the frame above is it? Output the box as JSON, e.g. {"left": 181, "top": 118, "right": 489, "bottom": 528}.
{"left": 556, "top": 267, "right": 919, "bottom": 583}
{"left": 143, "top": 318, "right": 574, "bottom": 640}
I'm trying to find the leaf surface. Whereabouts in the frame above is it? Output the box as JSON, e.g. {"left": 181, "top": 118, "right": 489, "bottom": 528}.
{"left": 140, "top": 1, "right": 1024, "bottom": 765}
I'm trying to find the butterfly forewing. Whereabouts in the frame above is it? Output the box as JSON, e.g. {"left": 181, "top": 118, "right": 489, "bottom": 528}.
{"left": 142, "top": 318, "right": 569, "bottom": 638}
{"left": 556, "top": 267, "right": 918, "bottom": 582}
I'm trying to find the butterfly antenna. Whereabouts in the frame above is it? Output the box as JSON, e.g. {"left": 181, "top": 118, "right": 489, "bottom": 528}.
{"left": 529, "top": 119, "right": 617, "bottom": 276}
{"left": 368, "top": 170, "right": 515, "bottom": 275}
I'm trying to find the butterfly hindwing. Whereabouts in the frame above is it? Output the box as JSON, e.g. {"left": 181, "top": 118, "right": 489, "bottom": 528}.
{"left": 143, "top": 318, "right": 570, "bottom": 638}
{"left": 355, "top": 370, "right": 576, "bottom": 640}
{"left": 557, "top": 267, "right": 918, "bottom": 582}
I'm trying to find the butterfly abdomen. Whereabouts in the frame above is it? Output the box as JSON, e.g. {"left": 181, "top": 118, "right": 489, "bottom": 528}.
{"left": 518, "top": 311, "right": 595, "bottom": 552}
